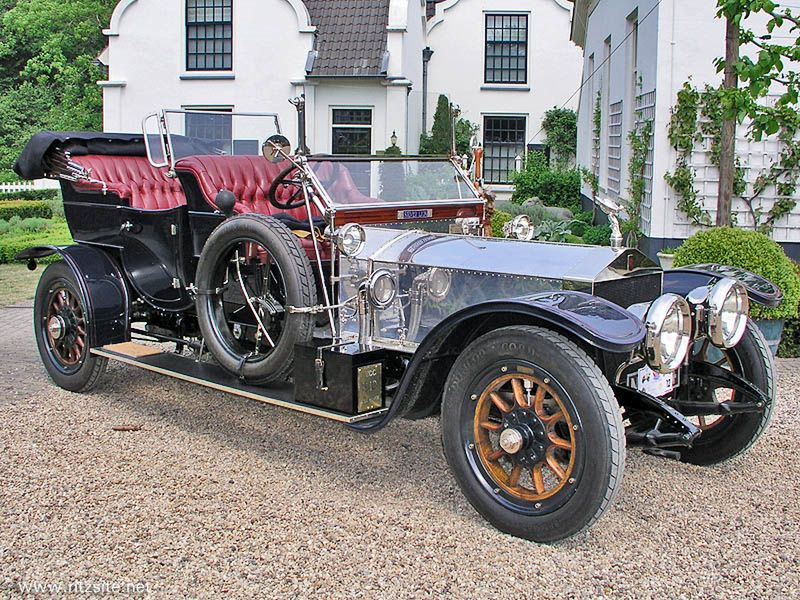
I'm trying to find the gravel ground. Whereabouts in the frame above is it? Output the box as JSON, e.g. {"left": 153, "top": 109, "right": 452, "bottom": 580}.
{"left": 1, "top": 307, "right": 799, "bottom": 599}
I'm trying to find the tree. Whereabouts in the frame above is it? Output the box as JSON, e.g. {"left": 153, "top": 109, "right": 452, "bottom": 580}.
{"left": 419, "top": 94, "right": 478, "bottom": 155}
{"left": 541, "top": 107, "right": 577, "bottom": 169}
{"left": 714, "top": 0, "right": 800, "bottom": 227}
{"left": 0, "top": 0, "right": 117, "bottom": 179}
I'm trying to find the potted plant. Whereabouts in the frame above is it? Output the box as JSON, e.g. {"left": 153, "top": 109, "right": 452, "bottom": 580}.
{"left": 656, "top": 246, "right": 676, "bottom": 270}
{"left": 673, "top": 227, "right": 800, "bottom": 355}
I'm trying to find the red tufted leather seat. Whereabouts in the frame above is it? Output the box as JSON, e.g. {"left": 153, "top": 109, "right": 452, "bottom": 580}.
{"left": 174, "top": 155, "right": 323, "bottom": 221}
{"left": 70, "top": 155, "right": 186, "bottom": 210}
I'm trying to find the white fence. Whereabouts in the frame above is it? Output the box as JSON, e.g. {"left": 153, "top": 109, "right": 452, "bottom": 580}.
{"left": 0, "top": 180, "right": 60, "bottom": 194}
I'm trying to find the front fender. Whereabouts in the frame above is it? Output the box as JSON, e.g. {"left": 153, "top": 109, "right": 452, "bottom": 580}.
{"left": 663, "top": 264, "right": 782, "bottom": 308}
{"left": 17, "top": 245, "right": 130, "bottom": 346}
{"left": 349, "top": 291, "right": 644, "bottom": 431}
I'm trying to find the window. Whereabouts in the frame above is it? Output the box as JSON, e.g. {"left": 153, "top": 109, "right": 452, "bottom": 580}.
{"left": 331, "top": 108, "right": 372, "bottom": 155}
{"left": 185, "top": 108, "right": 233, "bottom": 154}
{"left": 484, "top": 14, "right": 528, "bottom": 84}
{"left": 186, "top": 0, "right": 233, "bottom": 71}
{"left": 483, "top": 116, "right": 526, "bottom": 184}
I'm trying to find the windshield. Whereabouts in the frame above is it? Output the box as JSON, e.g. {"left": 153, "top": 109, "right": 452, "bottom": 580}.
{"left": 307, "top": 158, "right": 477, "bottom": 206}
{"left": 145, "top": 110, "right": 281, "bottom": 166}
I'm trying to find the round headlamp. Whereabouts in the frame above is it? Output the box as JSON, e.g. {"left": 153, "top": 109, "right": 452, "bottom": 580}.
{"left": 426, "top": 268, "right": 451, "bottom": 300}
{"left": 368, "top": 269, "right": 397, "bottom": 309}
{"left": 644, "top": 294, "right": 693, "bottom": 373}
{"left": 504, "top": 215, "right": 534, "bottom": 241}
{"left": 707, "top": 278, "right": 749, "bottom": 348}
{"left": 335, "top": 223, "right": 366, "bottom": 257}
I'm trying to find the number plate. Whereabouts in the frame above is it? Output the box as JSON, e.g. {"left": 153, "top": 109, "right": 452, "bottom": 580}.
{"left": 397, "top": 209, "right": 433, "bottom": 220}
{"left": 635, "top": 365, "right": 677, "bottom": 398}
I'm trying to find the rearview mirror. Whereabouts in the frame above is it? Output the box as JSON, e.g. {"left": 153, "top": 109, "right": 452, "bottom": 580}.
{"left": 262, "top": 134, "right": 292, "bottom": 163}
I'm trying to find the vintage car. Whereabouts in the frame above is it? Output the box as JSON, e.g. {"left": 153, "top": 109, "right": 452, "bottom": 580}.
{"left": 13, "top": 100, "right": 781, "bottom": 543}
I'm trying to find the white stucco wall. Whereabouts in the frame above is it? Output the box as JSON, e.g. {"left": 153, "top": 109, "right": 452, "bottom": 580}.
{"left": 102, "top": 0, "right": 313, "bottom": 141}
{"left": 576, "top": 0, "right": 800, "bottom": 243}
{"left": 426, "top": 0, "right": 582, "bottom": 184}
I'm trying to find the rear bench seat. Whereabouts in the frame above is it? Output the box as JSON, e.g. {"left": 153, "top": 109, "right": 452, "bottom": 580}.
{"left": 70, "top": 155, "right": 186, "bottom": 210}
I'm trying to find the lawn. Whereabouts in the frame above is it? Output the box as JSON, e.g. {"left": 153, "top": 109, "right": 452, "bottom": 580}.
{"left": 0, "top": 263, "right": 42, "bottom": 307}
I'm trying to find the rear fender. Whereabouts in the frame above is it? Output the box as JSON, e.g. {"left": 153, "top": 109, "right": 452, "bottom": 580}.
{"left": 355, "top": 291, "right": 645, "bottom": 428}
{"left": 663, "top": 264, "right": 782, "bottom": 308}
{"left": 17, "top": 245, "right": 130, "bottom": 347}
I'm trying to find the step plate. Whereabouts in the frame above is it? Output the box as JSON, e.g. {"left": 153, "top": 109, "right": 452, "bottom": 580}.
{"left": 92, "top": 343, "right": 388, "bottom": 424}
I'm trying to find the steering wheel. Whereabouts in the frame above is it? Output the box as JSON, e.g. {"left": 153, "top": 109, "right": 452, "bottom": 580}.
{"left": 267, "top": 161, "right": 342, "bottom": 210}
{"left": 268, "top": 163, "right": 307, "bottom": 210}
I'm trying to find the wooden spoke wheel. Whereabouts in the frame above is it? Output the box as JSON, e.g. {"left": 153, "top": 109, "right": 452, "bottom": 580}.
{"left": 33, "top": 261, "right": 107, "bottom": 392}
{"left": 441, "top": 325, "right": 625, "bottom": 543}
{"left": 473, "top": 373, "right": 576, "bottom": 503}
{"left": 679, "top": 320, "right": 776, "bottom": 465}
{"left": 45, "top": 286, "right": 87, "bottom": 367}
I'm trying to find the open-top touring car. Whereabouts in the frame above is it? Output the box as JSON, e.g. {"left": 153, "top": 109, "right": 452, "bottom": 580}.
{"left": 13, "top": 99, "right": 782, "bottom": 543}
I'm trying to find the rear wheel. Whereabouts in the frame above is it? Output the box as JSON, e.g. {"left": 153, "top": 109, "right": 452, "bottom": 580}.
{"left": 33, "top": 261, "right": 107, "bottom": 392}
{"left": 195, "top": 215, "right": 317, "bottom": 384}
{"left": 441, "top": 325, "right": 625, "bottom": 543}
{"left": 680, "top": 319, "right": 775, "bottom": 465}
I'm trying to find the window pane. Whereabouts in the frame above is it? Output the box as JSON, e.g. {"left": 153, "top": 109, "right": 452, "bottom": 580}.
{"left": 332, "top": 128, "right": 371, "bottom": 155}
{"left": 186, "top": 0, "right": 233, "bottom": 71}
{"left": 332, "top": 109, "right": 372, "bottom": 125}
{"left": 485, "top": 13, "right": 528, "bottom": 84}
{"left": 186, "top": 111, "right": 233, "bottom": 154}
{"left": 483, "top": 116, "right": 526, "bottom": 184}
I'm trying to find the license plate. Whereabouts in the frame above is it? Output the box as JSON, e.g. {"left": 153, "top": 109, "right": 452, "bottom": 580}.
{"left": 635, "top": 365, "right": 676, "bottom": 398}
{"left": 397, "top": 209, "right": 433, "bottom": 220}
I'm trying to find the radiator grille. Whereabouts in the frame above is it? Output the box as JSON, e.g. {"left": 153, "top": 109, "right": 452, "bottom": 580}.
{"left": 593, "top": 272, "right": 662, "bottom": 309}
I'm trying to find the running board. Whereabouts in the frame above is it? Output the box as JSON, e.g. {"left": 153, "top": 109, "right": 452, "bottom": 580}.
{"left": 91, "top": 342, "right": 389, "bottom": 424}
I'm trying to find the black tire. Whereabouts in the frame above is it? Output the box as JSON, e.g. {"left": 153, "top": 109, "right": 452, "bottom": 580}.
{"left": 33, "top": 261, "right": 107, "bottom": 392}
{"left": 441, "top": 325, "right": 625, "bottom": 543}
{"left": 195, "top": 214, "right": 317, "bottom": 384}
{"left": 680, "top": 319, "right": 776, "bottom": 466}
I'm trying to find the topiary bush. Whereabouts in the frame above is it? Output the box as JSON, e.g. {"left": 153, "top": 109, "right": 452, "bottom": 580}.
{"left": 583, "top": 224, "right": 612, "bottom": 246}
{"left": 673, "top": 227, "right": 800, "bottom": 320}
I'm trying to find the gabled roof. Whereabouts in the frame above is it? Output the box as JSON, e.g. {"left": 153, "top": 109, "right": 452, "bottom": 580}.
{"left": 304, "top": 0, "right": 391, "bottom": 78}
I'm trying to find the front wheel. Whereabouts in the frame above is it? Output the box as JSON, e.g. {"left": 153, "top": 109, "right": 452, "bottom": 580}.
{"left": 441, "top": 325, "right": 625, "bottom": 543}
{"left": 33, "top": 261, "right": 107, "bottom": 392}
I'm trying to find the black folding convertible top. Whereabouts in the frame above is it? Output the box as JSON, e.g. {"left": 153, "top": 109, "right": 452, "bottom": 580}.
{"left": 13, "top": 131, "right": 146, "bottom": 180}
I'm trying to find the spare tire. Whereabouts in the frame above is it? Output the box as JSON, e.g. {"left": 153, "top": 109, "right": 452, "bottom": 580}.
{"left": 195, "top": 214, "right": 317, "bottom": 384}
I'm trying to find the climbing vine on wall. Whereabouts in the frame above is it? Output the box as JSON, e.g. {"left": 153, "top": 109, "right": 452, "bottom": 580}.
{"left": 625, "top": 119, "right": 653, "bottom": 246}
{"left": 581, "top": 92, "right": 603, "bottom": 201}
{"left": 665, "top": 80, "right": 799, "bottom": 233}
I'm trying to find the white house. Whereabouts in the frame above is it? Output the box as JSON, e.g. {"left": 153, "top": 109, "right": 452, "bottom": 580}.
{"left": 571, "top": 0, "right": 800, "bottom": 258}
{"left": 99, "top": 0, "right": 582, "bottom": 190}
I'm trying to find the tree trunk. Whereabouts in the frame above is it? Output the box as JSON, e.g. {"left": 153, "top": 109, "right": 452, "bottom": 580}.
{"left": 717, "top": 16, "right": 739, "bottom": 227}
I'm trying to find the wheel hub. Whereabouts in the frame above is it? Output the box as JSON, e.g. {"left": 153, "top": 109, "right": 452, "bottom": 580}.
{"left": 502, "top": 408, "right": 549, "bottom": 467}
{"left": 47, "top": 315, "right": 66, "bottom": 340}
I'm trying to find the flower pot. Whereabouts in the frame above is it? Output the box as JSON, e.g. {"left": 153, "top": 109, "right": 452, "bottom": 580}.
{"left": 753, "top": 318, "right": 784, "bottom": 357}
{"left": 657, "top": 252, "right": 675, "bottom": 270}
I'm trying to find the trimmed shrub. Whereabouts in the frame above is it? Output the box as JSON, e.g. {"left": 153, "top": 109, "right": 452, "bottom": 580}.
{"left": 511, "top": 151, "right": 581, "bottom": 212}
{"left": 0, "top": 221, "right": 73, "bottom": 263}
{"left": 0, "top": 189, "right": 60, "bottom": 202}
{"left": 583, "top": 224, "right": 612, "bottom": 246}
{"left": 494, "top": 200, "right": 552, "bottom": 228}
{"left": 673, "top": 227, "right": 800, "bottom": 320}
{"left": 0, "top": 200, "right": 53, "bottom": 220}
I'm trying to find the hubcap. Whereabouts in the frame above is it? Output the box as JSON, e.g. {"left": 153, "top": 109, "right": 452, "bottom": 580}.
{"left": 499, "top": 428, "right": 524, "bottom": 454}
{"left": 47, "top": 315, "right": 65, "bottom": 340}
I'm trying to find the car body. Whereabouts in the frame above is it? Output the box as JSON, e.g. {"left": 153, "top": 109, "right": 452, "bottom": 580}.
{"left": 14, "top": 104, "right": 781, "bottom": 543}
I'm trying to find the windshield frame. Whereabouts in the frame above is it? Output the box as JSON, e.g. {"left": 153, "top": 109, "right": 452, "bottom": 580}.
{"left": 144, "top": 108, "right": 282, "bottom": 172}
{"left": 304, "top": 154, "right": 480, "bottom": 212}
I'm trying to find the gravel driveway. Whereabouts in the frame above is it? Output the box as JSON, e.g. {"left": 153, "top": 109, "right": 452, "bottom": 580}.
{"left": 1, "top": 306, "right": 798, "bottom": 598}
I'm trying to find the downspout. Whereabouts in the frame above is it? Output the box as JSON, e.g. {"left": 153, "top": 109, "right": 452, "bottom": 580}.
{"left": 422, "top": 47, "right": 434, "bottom": 133}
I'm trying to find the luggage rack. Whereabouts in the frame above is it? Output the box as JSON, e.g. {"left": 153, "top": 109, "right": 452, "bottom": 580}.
{"left": 91, "top": 342, "right": 389, "bottom": 424}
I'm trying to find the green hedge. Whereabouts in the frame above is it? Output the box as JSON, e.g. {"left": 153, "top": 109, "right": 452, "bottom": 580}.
{"left": 0, "top": 189, "right": 60, "bottom": 202}
{"left": 511, "top": 152, "right": 581, "bottom": 212}
{"left": 0, "top": 221, "right": 73, "bottom": 263}
{"left": 0, "top": 200, "right": 53, "bottom": 220}
{"left": 674, "top": 227, "right": 800, "bottom": 320}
